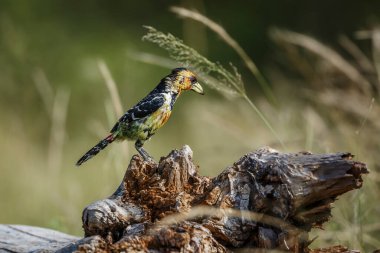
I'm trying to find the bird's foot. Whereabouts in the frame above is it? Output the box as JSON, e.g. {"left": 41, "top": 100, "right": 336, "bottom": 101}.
{"left": 141, "top": 154, "right": 155, "bottom": 162}
{"left": 136, "top": 146, "right": 155, "bottom": 162}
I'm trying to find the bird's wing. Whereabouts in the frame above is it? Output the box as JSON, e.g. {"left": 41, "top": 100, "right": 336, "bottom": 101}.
{"left": 110, "top": 93, "right": 166, "bottom": 133}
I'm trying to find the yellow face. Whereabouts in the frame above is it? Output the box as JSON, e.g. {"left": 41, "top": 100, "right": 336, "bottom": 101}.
{"left": 171, "top": 68, "right": 204, "bottom": 95}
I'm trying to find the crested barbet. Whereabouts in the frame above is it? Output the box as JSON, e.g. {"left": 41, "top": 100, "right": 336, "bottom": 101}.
{"left": 76, "top": 68, "right": 204, "bottom": 166}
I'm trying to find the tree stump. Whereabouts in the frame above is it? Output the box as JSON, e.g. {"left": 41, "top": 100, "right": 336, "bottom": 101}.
{"left": 73, "top": 145, "right": 368, "bottom": 252}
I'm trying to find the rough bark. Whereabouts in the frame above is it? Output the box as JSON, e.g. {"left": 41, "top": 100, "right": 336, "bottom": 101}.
{"left": 79, "top": 146, "right": 368, "bottom": 252}
{"left": 0, "top": 146, "right": 369, "bottom": 252}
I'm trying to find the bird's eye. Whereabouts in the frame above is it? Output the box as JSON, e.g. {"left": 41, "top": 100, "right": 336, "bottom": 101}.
{"left": 189, "top": 76, "right": 196, "bottom": 84}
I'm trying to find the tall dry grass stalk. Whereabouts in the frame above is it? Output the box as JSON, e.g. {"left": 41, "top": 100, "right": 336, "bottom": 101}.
{"left": 97, "top": 60, "right": 124, "bottom": 116}
{"left": 142, "top": 26, "right": 286, "bottom": 149}
{"left": 153, "top": 206, "right": 305, "bottom": 252}
{"left": 270, "top": 28, "right": 373, "bottom": 96}
{"left": 127, "top": 51, "right": 178, "bottom": 69}
{"left": 155, "top": 206, "right": 303, "bottom": 235}
{"left": 33, "top": 68, "right": 54, "bottom": 116}
{"left": 271, "top": 28, "right": 380, "bottom": 136}
{"left": 372, "top": 28, "right": 380, "bottom": 93}
{"left": 142, "top": 26, "right": 244, "bottom": 94}
{"left": 355, "top": 98, "right": 375, "bottom": 135}
{"left": 33, "top": 68, "right": 70, "bottom": 175}
{"left": 47, "top": 88, "right": 70, "bottom": 175}
{"left": 97, "top": 59, "right": 129, "bottom": 162}
{"left": 338, "top": 35, "right": 375, "bottom": 74}
{"left": 269, "top": 27, "right": 380, "bottom": 251}
{"left": 170, "top": 6, "right": 276, "bottom": 104}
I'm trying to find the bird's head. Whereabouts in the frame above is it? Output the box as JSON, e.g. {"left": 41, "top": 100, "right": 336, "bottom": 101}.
{"left": 169, "top": 68, "right": 204, "bottom": 95}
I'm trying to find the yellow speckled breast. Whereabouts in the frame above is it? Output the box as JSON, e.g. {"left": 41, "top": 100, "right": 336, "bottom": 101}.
{"left": 151, "top": 105, "right": 172, "bottom": 131}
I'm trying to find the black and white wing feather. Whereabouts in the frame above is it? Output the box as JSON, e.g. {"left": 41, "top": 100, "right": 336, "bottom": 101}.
{"left": 110, "top": 93, "right": 166, "bottom": 133}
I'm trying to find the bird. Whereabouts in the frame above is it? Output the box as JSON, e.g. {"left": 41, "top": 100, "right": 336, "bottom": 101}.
{"left": 76, "top": 67, "right": 204, "bottom": 166}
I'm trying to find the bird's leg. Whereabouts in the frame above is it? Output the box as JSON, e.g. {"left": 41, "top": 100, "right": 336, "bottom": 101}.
{"left": 135, "top": 140, "right": 154, "bottom": 161}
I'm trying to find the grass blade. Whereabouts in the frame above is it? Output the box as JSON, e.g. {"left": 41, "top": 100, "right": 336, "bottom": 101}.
{"left": 170, "top": 6, "right": 276, "bottom": 104}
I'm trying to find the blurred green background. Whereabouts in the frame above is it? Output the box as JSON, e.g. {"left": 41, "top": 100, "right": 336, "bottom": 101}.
{"left": 1, "top": 0, "right": 379, "bottom": 251}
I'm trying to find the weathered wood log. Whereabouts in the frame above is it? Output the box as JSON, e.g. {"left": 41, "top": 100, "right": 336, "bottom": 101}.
{"left": 0, "top": 227, "right": 364, "bottom": 253}
{"left": 0, "top": 146, "right": 368, "bottom": 252}
{"left": 74, "top": 145, "right": 368, "bottom": 252}
{"left": 0, "top": 224, "right": 79, "bottom": 252}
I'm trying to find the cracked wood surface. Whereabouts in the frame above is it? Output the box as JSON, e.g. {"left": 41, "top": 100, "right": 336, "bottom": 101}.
{"left": 78, "top": 146, "right": 367, "bottom": 252}
{"left": 0, "top": 224, "right": 79, "bottom": 252}
{"left": 0, "top": 146, "right": 368, "bottom": 252}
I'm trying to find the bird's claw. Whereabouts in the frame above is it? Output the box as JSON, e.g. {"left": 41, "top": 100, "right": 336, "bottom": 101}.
{"left": 141, "top": 153, "right": 155, "bottom": 162}
{"left": 135, "top": 145, "right": 155, "bottom": 162}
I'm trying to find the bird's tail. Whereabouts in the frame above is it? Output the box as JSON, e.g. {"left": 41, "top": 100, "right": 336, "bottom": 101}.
{"left": 76, "top": 134, "right": 116, "bottom": 166}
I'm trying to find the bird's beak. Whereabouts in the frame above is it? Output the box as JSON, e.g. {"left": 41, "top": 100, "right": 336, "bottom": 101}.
{"left": 191, "top": 82, "right": 204, "bottom": 95}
